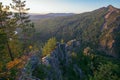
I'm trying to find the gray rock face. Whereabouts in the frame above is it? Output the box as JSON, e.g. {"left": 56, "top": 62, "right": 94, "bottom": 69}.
{"left": 19, "top": 54, "right": 40, "bottom": 80}
{"left": 66, "top": 39, "right": 80, "bottom": 51}
{"left": 42, "top": 40, "right": 82, "bottom": 80}
{"left": 42, "top": 43, "right": 67, "bottom": 80}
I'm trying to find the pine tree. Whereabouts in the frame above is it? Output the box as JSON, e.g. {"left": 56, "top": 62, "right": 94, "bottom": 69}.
{"left": 42, "top": 37, "right": 57, "bottom": 56}
{"left": 10, "top": 0, "right": 35, "bottom": 53}
{"left": 0, "top": 2, "right": 17, "bottom": 61}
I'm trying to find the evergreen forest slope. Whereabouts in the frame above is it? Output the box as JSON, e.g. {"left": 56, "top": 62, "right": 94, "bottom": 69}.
{"left": 33, "top": 5, "right": 120, "bottom": 58}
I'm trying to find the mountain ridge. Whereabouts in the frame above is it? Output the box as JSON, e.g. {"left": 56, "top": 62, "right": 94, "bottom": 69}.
{"left": 99, "top": 5, "right": 120, "bottom": 57}
{"left": 33, "top": 5, "right": 120, "bottom": 57}
{"left": 30, "top": 13, "right": 74, "bottom": 20}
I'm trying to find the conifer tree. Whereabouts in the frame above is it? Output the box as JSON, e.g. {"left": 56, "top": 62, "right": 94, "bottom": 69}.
{"left": 42, "top": 37, "right": 57, "bottom": 56}
{"left": 0, "top": 2, "right": 17, "bottom": 61}
{"left": 10, "top": 0, "right": 35, "bottom": 53}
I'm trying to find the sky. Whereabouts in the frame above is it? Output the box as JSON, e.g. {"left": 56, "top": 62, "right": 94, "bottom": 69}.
{"left": 0, "top": 0, "right": 120, "bottom": 14}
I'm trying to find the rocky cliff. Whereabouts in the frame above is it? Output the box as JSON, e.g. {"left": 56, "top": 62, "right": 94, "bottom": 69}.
{"left": 99, "top": 5, "right": 120, "bottom": 57}
{"left": 40, "top": 40, "right": 82, "bottom": 80}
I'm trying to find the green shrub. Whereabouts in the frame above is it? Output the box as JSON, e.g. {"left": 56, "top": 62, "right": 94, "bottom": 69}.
{"left": 42, "top": 37, "right": 57, "bottom": 56}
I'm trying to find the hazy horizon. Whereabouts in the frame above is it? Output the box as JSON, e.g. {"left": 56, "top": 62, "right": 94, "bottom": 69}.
{"left": 1, "top": 0, "right": 120, "bottom": 14}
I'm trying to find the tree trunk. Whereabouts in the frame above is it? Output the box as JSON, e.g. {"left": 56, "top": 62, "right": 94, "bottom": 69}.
{"left": 6, "top": 41, "right": 14, "bottom": 61}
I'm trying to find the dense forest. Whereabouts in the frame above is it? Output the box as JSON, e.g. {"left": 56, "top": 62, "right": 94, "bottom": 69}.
{"left": 0, "top": 0, "right": 120, "bottom": 80}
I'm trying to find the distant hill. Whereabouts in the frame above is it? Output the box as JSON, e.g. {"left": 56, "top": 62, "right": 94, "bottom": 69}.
{"left": 29, "top": 13, "right": 74, "bottom": 20}
{"left": 33, "top": 5, "right": 120, "bottom": 58}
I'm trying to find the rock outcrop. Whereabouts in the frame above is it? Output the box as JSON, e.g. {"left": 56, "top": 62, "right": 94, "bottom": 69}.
{"left": 99, "top": 5, "right": 120, "bottom": 57}
{"left": 41, "top": 40, "right": 82, "bottom": 80}
{"left": 19, "top": 54, "right": 40, "bottom": 80}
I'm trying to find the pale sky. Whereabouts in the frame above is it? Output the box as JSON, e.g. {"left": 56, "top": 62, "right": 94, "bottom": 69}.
{"left": 0, "top": 0, "right": 120, "bottom": 14}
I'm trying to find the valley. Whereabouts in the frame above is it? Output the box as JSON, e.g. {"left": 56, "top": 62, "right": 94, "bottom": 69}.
{"left": 0, "top": 0, "right": 120, "bottom": 79}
